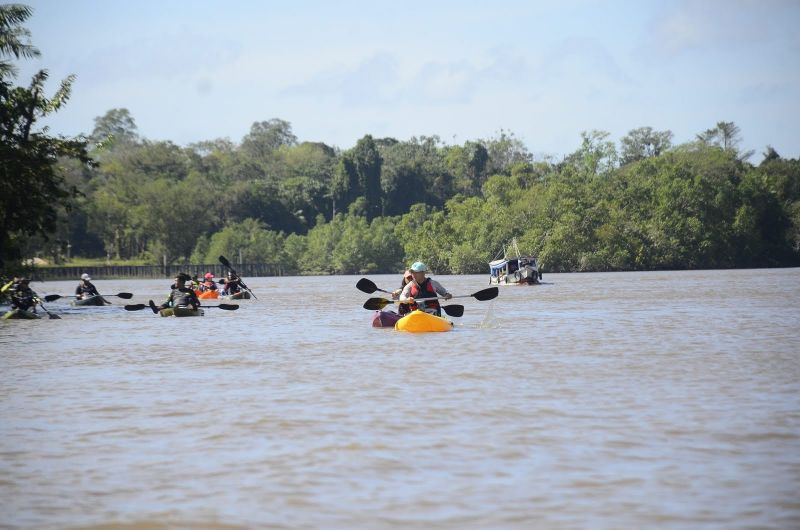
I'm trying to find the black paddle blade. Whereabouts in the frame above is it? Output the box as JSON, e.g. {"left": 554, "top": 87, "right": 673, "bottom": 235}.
{"left": 218, "top": 255, "right": 233, "bottom": 270}
{"left": 116, "top": 292, "right": 134, "bottom": 299}
{"left": 363, "top": 297, "right": 392, "bottom": 310}
{"left": 217, "top": 304, "right": 239, "bottom": 310}
{"left": 356, "top": 278, "right": 378, "bottom": 294}
{"left": 148, "top": 300, "right": 159, "bottom": 314}
{"left": 44, "top": 294, "right": 61, "bottom": 302}
{"left": 124, "top": 304, "right": 147, "bottom": 311}
{"left": 473, "top": 287, "right": 499, "bottom": 301}
{"left": 442, "top": 304, "right": 465, "bottom": 317}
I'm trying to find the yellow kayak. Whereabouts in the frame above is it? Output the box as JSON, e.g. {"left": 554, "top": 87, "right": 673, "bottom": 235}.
{"left": 395, "top": 310, "right": 453, "bottom": 333}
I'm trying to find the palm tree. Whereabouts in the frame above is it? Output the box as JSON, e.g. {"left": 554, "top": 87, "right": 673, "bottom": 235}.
{"left": 0, "top": 4, "right": 40, "bottom": 78}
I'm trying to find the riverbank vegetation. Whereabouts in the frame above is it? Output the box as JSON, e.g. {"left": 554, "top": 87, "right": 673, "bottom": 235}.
{"left": 28, "top": 116, "right": 800, "bottom": 275}
{"left": 3, "top": 5, "right": 799, "bottom": 276}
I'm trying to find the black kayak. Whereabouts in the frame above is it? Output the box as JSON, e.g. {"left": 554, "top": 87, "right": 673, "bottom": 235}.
{"left": 72, "top": 295, "right": 111, "bottom": 307}
{"left": 222, "top": 291, "right": 251, "bottom": 300}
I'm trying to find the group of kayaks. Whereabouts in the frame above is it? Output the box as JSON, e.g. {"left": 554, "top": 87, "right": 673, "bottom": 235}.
{"left": 1, "top": 256, "right": 257, "bottom": 320}
{"left": 356, "top": 278, "right": 499, "bottom": 333}
{"left": 4, "top": 263, "right": 498, "bottom": 330}
{"left": 1, "top": 290, "right": 252, "bottom": 320}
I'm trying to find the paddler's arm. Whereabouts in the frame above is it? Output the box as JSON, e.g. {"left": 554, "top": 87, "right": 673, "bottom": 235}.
{"left": 432, "top": 280, "right": 452, "bottom": 300}
{"left": 398, "top": 283, "right": 414, "bottom": 303}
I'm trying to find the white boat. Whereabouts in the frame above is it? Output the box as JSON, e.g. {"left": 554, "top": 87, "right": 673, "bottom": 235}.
{"left": 489, "top": 239, "right": 542, "bottom": 285}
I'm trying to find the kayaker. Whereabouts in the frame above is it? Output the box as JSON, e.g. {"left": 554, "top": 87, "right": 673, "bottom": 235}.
{"left": 393, "top": 269, "right": 414, "bottom": 315}
{"left": 75, "top": 273, "right": 101, "bottom": 300}
{"left": 158, "top": 273, "right": 200, "bottom": 311}
{"left": 222, "top": 271, "right": 242, "bottom": 296}
{"left": 198, "top": 272, "right": 218, "bottom": 293}
{"left": 399, "top": 262, "right": 452, "bottom": 317}
{"left": 9, "top": 278, "right": 37, "bottom": 313}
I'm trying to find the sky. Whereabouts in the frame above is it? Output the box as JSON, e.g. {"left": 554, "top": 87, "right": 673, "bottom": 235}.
{"left": 13, "top": 0, "right": 800, "bottom": 161}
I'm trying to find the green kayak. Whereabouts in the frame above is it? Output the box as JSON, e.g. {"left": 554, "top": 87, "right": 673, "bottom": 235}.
{"left": 2, "top": 308, "right": 42, "bottom": 320}
{"left": 159, "top": 306, "right": 204, "bottom": 317}
{"left": 72, "top": 295, "right": 111, "bottom": 306}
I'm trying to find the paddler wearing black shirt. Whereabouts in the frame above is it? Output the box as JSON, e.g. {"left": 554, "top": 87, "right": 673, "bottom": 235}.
{"left": 158, "top": 273, "right": 200, "bottom": 310}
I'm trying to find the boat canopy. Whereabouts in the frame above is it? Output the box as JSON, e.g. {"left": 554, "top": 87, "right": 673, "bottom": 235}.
{"left": 489, "top": 258, "right": 515, "bottom": 276}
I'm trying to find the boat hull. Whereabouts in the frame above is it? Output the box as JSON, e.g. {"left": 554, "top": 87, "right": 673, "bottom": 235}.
{"left": 489, "top": 265, "right": 541, "bottom": 285}
{"left": 159, "top": 307, "right": 204, "bottom": 317}
{"left": 394, "top": 310, "right": 453, "bottom": 333}
{"left": 372, "top": 310, "right": 401, "bottom": 328}
{"left": 222, "top": 291, "right": 251, "bottom": 300}
{"left": 72, "top": 295, "right": 110, "bottom": 306}
{"left": 195, "top": 290, "right": 219, "bottom": 300}
{"left": 2, "top": 308, "right": 42, "bottom": 320}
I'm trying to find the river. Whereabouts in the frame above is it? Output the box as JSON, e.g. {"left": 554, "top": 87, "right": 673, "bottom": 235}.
{"left": 1, "top": 268, "right": 799, "bottom": 529}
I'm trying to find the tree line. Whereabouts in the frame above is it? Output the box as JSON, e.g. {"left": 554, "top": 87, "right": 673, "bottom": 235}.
{"left": 2, "top": 5, "right": 799, "bottom": 276}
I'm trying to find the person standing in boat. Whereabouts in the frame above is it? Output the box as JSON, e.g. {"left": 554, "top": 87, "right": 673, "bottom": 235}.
{"left": 75, "top": 273, "right": 101, "bottom": 300}
{"left": 399, "top": 262, "right": 452, "bottom": 317}
{"left": 158, "top": 273, "right": 200, "bottom": 311}
{"left": 10, "top": 278, "right": 37, "bottom": 313}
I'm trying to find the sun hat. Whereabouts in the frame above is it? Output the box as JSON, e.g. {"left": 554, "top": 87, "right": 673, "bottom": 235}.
{"left": 81, "top": 273, "right": 91, "bottom": 281}
{"left": 410, "top": 261, "right": 428, "bottom": 272}
{"left": 204, "top": 272, "right": 213, "bottom": 279}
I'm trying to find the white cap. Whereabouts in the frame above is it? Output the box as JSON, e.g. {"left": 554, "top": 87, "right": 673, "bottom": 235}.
{"left": 81, "top": 273, "right": 91, "bottom": 280}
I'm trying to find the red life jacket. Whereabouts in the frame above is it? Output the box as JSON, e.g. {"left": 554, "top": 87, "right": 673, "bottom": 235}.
{"left": 408, "top": 279, "right": 441, "bottom": 313}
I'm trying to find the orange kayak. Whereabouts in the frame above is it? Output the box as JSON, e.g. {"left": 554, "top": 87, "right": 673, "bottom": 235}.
{"left": 195, "top": 289, "right": 219, "bottom": 300}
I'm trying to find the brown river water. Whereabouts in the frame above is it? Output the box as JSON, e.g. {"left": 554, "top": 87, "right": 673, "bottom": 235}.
{"left": 1, "top": 268, "right": 799, "bottom": 529}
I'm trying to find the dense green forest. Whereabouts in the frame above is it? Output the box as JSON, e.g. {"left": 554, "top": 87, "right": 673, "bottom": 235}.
{"left": 3, "top": 6, "right": 799, "bottom": 276}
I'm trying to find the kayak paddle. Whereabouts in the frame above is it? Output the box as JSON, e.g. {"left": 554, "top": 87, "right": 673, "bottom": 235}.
{"left": 355, "top": 278, "right": 394, "bottom": 295}
{"left": 363, "top": 298, "right": 465, "bottom": 318}
{"left": 34, "top": 298, "right": 61, "bottom": 319}
{"left": 365, "top": 286, "right": 498, "bottom": 307}
{"left": 44, "top": 292, "right": 133, "bottom": 302}
{"left": 125, "top": 303, "right": 239, "bottom": 311}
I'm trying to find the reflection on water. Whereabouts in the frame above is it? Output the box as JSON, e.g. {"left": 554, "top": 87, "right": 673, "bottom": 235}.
{"left": 1, "top": 269, "right": 799, "bottom": 529}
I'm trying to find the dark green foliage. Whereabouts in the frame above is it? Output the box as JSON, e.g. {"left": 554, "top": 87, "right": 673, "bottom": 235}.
{"left": 0, "top": 6, "right": 94, "bottom": 272}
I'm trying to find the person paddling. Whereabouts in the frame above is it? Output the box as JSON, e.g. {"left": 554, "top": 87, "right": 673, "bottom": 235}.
{"left": 198, "top": 272, "right": 218, "bottom": 293}
{"left": 75, "top": 273, "right": 102, "bottom": 300}
{"left": 398, "top": 262, "right": 452, "bottom": 317}
{"left": 9, "top": 278, "right": 37, "bottom": 313}
{"left": 158, "top": 273, "right": 200, "bottom": 311}
{"left": 221, "top": 271, "right": 242, "bottom": 296}
{"left": 393, "top": 269, "right": 414, "bottom": 315}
